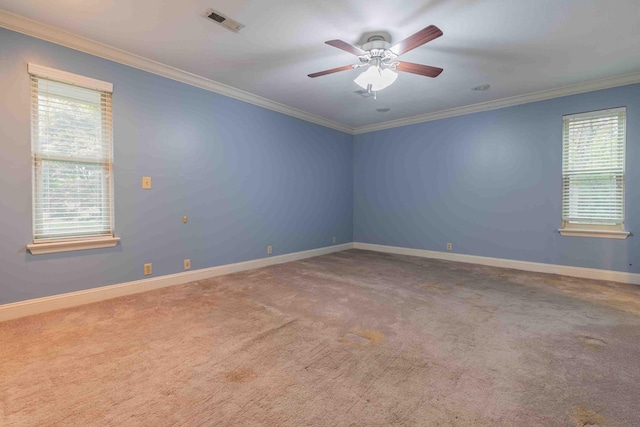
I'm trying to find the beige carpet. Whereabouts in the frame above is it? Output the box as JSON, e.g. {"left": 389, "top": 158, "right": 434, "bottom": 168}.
{"left": 1, "top": 249, "right": 640, "bottom": 426}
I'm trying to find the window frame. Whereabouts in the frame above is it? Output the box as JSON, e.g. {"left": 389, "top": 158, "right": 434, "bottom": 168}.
{"left": 558, "top": 107, "right": 629, "bottom": 239}
{"left": 26, "top": 64, "right": 120, "bottom": 255}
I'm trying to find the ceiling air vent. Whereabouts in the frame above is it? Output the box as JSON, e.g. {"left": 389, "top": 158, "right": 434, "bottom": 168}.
{"left": 201, "top": 8, "right": 245, "bottom": 33}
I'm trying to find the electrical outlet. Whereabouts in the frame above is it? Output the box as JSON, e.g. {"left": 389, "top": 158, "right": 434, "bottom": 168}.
{"left": 184, "top": 259, "right": 191, "bottom": 270}
{"left": 267, "top": 245, "right": 273, "bottom": 255}
{"left": 144, "top": 263, "right": 152, "bottom": 275}
{"left": 142, "top": 176, "right": 152, "bottom": 189}
{"left": 446, "top": 243, "right": 452, "bottom": 251}
{"left": 182, "top": 216, "right": 187, "bottom": 224}
{"left": 333, "top": 236, "right": 337, "bottom": 244}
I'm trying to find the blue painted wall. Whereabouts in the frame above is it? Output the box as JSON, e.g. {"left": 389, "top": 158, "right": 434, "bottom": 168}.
{"left": 2, "top": 27, "right": 638, "bottom": 306}
{"left": 354, "top": 84, "right": 639, "bottom": 273}
{"left": 0, "top": 28, "right": 353, "bottom": 304}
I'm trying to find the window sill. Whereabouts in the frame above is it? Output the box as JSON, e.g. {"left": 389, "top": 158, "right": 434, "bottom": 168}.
{"left": 558, "top": 229, "right": 630, "bottom": 239}
{"left": 27, "top": 236, "right": 121, "bottom": 255}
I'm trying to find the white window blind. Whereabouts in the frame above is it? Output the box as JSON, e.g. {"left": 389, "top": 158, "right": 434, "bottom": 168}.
{"left": 561, "top": 107, "right": 626, "bottom": 229}
{"left": 30, "top": 67, "right": 114, "bottom": 241}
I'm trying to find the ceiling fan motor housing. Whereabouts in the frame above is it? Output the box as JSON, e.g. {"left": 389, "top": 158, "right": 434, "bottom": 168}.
{"left": 361, "top": 37, "right": 390, "bottom": 51}
{"left": 359, "top": 38, "right": 398, "bottom": 69}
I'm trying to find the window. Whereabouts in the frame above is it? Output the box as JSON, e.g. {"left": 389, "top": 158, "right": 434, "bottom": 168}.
{"left": 559, "top": 107, "right": 629, "bottom": 239}
{"left": 27, "top": 64, "right": 119, "bottom": 254}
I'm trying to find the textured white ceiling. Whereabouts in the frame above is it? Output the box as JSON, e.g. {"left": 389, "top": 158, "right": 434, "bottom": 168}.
{"left": 1, "top": 0, "right": 639, "bottom": 129}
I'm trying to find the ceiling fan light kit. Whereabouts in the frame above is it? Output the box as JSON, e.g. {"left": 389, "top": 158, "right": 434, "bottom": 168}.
{"left": 354, "top": 64, "right": 398, "bottom": 92}
{"left": 308, "top": 25, "right": 444, "bottom": 95}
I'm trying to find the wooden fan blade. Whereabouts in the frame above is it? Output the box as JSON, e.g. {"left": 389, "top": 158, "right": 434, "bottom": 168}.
{"left": 390, "top": 25, "right": 443, "bottom": 56}
{"left": 396, "top": 62, "right": 443, "bottom": 78}
{"left": 325, "top": 40, "right": 366, "bottom": 56}
{"left": 308, "top": 65, "right": 355, "bottom": 78}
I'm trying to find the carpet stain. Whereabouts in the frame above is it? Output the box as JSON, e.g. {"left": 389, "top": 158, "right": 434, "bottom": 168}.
{"left": 344, "top": 333, "right": 371, "bottom": 345}
{"left": 418, "top": 282, "right": 452, "bottom": 294}
{"left": 541, "top": 279, "right": 640, "bottom": 317}
{"left": 572, "top": 405, "right": 607, "bottom": 426}
{"left": 580, "top": 336, "right": 607, "bottom": 349}
{"left": 358, "top": 330, "right": 385, "bottom": 345}
{"left": 224, "top": 367, "right": 257, "bottom": 383}
{"left": 342, "top": 330, "right": 385, "bottom": 346}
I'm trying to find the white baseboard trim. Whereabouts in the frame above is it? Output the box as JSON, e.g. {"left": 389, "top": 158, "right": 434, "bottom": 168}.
{"left": 0, "top": 243, "right": 354, "bottom": 323}
{"left": 353, "top": 242, "right": 640, "bottom": 286}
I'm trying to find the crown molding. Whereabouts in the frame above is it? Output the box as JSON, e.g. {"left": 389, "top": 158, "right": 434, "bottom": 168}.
{"left": 3, "top": 9, "right": 640, "bottom": 138}
{"left": 0, "top": 9, "right": 354, "bottom": 135}
{"left": 353, "top": 72, "right": 640, "bottom": 135}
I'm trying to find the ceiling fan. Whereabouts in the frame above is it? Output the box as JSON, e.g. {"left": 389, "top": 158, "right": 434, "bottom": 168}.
{"left": 308, "top": 25, "right": 443, "bottom": 95}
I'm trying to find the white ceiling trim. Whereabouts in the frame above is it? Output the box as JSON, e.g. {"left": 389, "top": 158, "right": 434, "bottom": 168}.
{"left": 2, "top": 9, "right": 640, "bottom": 138}
{"left": 0, "top": 9, "right": 354, "bottom": 134}
{"left": 353, "top": 72, "right": 640, "bottom": 135}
